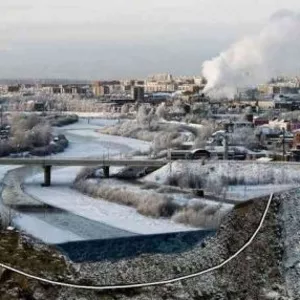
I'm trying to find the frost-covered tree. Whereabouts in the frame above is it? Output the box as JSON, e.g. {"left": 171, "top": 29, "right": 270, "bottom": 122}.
{"left": 155, "top": 103, "right": 166, "bottom": 119}
{"left": 194, "top": 121, "right": 218, "bottom": 148}
{"left": 30, "top": 124, "right": 52, "bottom": 147}
{"left": 136, "top": 105, "right": 157, "bottom": 130}
{"left": 136, "top": 104, "right": 148, "bottom": 127}
{"left": 121, "top": 104, "right": 130, "bottom": 115}
{"left": 230, "top": 127, "right": 258, "bottom": 149}
{"left": 152, "top": 131, "right": 183, "bottom": 153}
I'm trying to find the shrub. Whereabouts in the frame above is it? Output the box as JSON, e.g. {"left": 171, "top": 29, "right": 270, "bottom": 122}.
{"left": 137, "top": 196, "right": 180, "bottom": 218}
{"left": 166, "top": 174, "right": 180, "bottom": 187}
{"left": 74, "top": 179, "right": 180, "bottom": 219}
{"left": 0, "top": 142, "right": 13, "bottom": 157}
{"left": 0, "top": 208, "right": 14, "bottom": 229}
{"left": 75, "top": 167, "right": 98, "bottom": 182}
{"left": 57, "top": 137, "right": 69, "bottom": 148}
{"left": 172, "top": 203, "right": 227, "bottom": 228}
{"left": 73, "top": 176, "right": 230, "bottom": 228}
{"left": 49, "top": 114, "right": 79, "bottom": 127}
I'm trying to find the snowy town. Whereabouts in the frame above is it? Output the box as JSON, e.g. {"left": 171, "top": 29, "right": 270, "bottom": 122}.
{"left": 0, "top": 72, "right": 300, "bottom": 299}
{"left": 1, "top": 1, "right": 300, "bottom": 299}
{"left": 2, "top": 74, "right": 300, "bottom": 162}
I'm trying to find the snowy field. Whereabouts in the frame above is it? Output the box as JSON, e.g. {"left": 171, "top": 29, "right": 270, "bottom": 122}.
{"left": 144, "top": 161, "right": 300, "bottom": 200}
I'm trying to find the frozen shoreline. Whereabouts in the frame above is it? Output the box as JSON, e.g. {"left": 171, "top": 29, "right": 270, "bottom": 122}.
{"left": 23, "top": 119, "right": 194, "bottom": 235}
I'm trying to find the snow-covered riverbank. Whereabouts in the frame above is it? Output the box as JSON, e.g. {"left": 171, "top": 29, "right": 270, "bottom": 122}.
{"left": 22, "top": 119, "right": 194, "bottom": 236}
{"left": 25, "top": 170, "right": 195, "bottom": 235}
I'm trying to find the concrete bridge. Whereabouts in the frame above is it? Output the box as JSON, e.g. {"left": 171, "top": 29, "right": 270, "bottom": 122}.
{"left": 0, "top": 158, "right": 167, "bottom": 186}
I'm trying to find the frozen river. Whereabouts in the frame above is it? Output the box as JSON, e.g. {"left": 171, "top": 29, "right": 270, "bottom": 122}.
{"left": 0, "top": 118, "right": 193, "bottom": 244}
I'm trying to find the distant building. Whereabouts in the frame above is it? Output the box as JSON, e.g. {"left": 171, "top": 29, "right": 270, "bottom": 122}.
{"left": 92, "top": 81, "right": 122, "bottom": 96}
{"left": 177, "top": 84, "right": 200, "bottom": 93}
{"left": 274, "top": 94, "right": 300, "bottom": 110}
{"left": 34, "top": 102, "right": 46, "bottom": 112}
{"left": 147, "top": 73, "right": 173, "bottom": 82}
{"left": 144, "top": 93, "right": 172, "bottom": 104}
{"left": 92, "top": 82, "right": 110, "bottom": 97}
{"left": 144, "top": 81, "right": 176, "bottom": 93}
{"left": 7, "top": 85, "right": 21, "bottom": 93}
{"left": 145, "top": 73, "right": 176, "bottom": 93}
{"left": 131, "top": 86, "right": 145, "bottom": 101}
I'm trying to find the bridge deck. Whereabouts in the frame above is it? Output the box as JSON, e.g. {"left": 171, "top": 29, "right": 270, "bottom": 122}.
{"left": 0, "top": 158, "right": 168, "bottom": 167}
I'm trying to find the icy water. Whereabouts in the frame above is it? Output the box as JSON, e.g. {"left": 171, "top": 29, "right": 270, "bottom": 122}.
{"left": 13, "top": 208, "right": 136, "bottom": 244}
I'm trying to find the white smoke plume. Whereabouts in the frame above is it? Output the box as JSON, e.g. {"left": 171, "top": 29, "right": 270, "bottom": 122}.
{"left": 202, "top": 10, "right": 300, "bottom": 99}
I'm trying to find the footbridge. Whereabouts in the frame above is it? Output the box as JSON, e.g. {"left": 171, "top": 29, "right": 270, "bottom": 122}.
{"left": 0, "top": 158, "right": 167, "bottom": 186}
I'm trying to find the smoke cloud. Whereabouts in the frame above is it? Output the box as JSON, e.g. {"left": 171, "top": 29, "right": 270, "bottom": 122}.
{"left": 202, "top": 10, "right": 300, "bottom": 99}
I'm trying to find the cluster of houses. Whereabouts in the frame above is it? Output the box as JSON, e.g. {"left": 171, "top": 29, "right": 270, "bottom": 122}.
{"left": 203, "top": 112, "right": 300, "bottom": 161}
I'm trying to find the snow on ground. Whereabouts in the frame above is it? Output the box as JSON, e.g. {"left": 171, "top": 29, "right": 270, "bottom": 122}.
{"left": 226, "top": 184, "right": 297, "bottom": 200}
{"left": 24, "top": 168, "right": 195, "bottom": 235}
{"left": 175, "top": 196, "right": 233, "bottom": 210}
{"left": 159, "top": 120, "right": 203, "bottom": 129}
{"left": 86, "top": 177, "right": 234, "bottom": 211}
{"left": 61, "top": 112, "right": 123, "bottom": 118}
{"left": 144, "top": 161, "right": 300, "bottom": 200}
{"left": 0, "top": 166, "right": 21, "bottom": 182}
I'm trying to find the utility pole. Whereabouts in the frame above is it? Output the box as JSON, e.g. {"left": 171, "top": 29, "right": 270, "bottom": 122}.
{"left": 224, "top": 123, "right": 229, "bottom": 160}
{"left": 224, "top": 132, "right": 229, "bottom": 160}
{"left": 282, "top": 127, "right": 286, "bottom": 160}
{"left": 0, "top": 105, "right": 3, "bottom": 129}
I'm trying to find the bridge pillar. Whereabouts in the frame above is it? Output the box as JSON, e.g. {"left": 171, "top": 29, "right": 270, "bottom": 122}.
{"left": 42, "top": 165, "right": 52, "bottom": 187}
{"left": 103, "top": 166, "right": 110, "bottom": 178}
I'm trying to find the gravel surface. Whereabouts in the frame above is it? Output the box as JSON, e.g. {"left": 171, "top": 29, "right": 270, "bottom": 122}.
{"left": 279, "top": 188, "right": 300, "bottom": 299}
{"left": 62, "top": 194, "right": 286, "bottom": 299}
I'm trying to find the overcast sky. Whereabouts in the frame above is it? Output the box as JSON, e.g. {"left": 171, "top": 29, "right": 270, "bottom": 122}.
{"left": 1, "top": 0, "right": 300, "bottom": 79}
